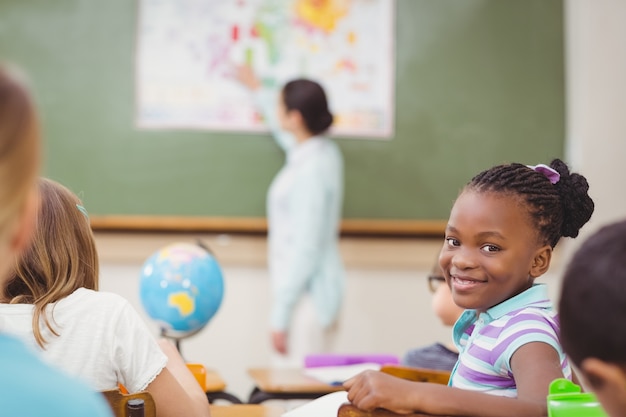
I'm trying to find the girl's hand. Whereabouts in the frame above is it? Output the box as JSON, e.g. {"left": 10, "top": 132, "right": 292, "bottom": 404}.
{"left": 343, "top": 370, "right": 421, "bottom": 414}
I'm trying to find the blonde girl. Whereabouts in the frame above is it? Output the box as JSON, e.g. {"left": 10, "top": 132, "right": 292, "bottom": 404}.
{"left": 1, "top": 177, "right": 210, "bottom": 417}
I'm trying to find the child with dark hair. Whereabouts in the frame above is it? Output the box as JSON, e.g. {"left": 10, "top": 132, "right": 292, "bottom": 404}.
{"left": 559, "top": 219, "right": 626, "bottom": 417}
{"left": 236, "top": 66, "right": 344, "bottom": 367}
{"left": 343, "top": 159, "right": 594, "bottom": 417}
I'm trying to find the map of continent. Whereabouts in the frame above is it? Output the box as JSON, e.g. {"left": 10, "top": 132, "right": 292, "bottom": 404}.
{"left": 136, "top": 0, "right": 394, "bottom": 138}
{"left": 168, "top": 291, "right": 195, "bottom": 317}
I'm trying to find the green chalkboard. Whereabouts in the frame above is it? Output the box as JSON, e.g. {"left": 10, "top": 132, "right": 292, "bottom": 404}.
{"left": 0, "top": 0, "right": 564, "bottom": 224}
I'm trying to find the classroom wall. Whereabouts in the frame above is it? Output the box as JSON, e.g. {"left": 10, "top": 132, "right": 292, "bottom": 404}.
{"left": 561, "top": 0, "right": 626, "bottom": 262}
{"left": 95, "top": 234, "right": 452, "bottom": 402}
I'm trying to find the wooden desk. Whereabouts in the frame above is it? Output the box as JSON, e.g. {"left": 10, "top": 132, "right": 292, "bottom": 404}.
{"left": 209, "top": 404, "right": 284, "bottom": 417}
{"left": 337, "top": 366, "right": 452, "bottom": 417}
{"left": 247, "top": 368, "right": 344, "bottom": 404}
{"left": 188, "top": 364, "right": 243, "bottom": 404}
{"left": 205, "top": 369, "right": 243, "bottom": 404}
{"left": 338, "top": 404, "right": 438, "bottom": 417}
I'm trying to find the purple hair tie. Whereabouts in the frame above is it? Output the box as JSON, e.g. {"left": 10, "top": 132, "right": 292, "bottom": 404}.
{"left": 526, "top": 164, "right": 560, "bottom": 184}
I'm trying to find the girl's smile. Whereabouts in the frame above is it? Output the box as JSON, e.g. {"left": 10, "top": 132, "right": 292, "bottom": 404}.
{"left": 439, "top": 190, "right": 551, "bottom": 312}
{"left": 450, "top": 274, "right": 487, "bottom": 292}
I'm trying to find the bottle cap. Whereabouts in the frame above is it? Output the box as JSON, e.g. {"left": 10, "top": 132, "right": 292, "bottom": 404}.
{"left": 127, "top": 399, "right": 145, "bottom": 410}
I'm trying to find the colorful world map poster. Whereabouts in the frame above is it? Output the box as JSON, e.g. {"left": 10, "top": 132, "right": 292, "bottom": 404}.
{"left": 135, "top": 0, "right": 395, "bottom": 138}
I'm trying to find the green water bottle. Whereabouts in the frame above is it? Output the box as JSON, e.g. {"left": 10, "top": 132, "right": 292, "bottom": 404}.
{"left": 547, "top": 378, "right": 608, "bottom": 417}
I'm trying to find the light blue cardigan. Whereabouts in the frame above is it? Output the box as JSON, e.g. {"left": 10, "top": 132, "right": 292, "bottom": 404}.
{"left": 254, "top": 88, "right": 345, "bottom": 331}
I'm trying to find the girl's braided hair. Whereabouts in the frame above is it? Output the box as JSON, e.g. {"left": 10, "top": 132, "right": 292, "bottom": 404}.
{"left": 466, "top": 158, "right": 594, "bottom": 247}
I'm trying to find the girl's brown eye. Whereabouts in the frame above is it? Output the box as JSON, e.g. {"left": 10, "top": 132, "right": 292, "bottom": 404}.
{"left": 481, "top": 245, "right": 500, "bottom": 253}
{"left": 445, "top": 237, "right": 459, "bottom": 247}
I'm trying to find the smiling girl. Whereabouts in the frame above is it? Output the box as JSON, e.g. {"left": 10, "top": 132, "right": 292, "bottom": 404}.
{"left": 344, "top": 159, "right": 594, "bottom": 417}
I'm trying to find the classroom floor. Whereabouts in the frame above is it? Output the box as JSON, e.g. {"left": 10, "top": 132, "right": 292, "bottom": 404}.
{"left": 95, "top": 232, "right": 567, "bottom": 402}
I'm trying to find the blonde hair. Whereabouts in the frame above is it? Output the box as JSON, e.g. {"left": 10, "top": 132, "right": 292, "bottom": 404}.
{"left": 6, "top": 178, "right": 99, "bottom": 348}
{"left": 0, "top": 64, "right": 40, "bottom": 247}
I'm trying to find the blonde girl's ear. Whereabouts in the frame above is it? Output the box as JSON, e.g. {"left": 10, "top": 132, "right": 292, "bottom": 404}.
{"left": 9, "top": 186, "right": 39, "bottom": 255}
{"left": 529, "top": 245, "right": 552, "bottom": 278}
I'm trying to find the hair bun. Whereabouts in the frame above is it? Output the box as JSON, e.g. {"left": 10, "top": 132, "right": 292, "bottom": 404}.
{"left": 550, "top": 158, "right": 594, "bottom": 238}
{"left": 318, "top": 112, "right": 333, "bottom": 132}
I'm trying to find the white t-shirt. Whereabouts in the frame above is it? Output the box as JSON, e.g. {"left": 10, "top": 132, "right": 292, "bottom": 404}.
{"left": 0, "top": 288, "right": 167, "bottom": 393}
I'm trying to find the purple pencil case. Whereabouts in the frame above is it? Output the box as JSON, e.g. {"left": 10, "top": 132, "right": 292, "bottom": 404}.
{"left": 304, "top": 354, "right": 400, "bottom": 368}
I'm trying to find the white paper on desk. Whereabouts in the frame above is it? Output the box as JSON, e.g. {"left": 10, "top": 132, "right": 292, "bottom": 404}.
{"left": 303, "top": 362, "right": 381, "bottom": 385}
{"left": 282, "top": 391, "right": 349, "bottom": 417}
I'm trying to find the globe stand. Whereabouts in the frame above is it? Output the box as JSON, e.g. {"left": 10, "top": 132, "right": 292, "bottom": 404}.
{"left": 158, "top": 326, "right": 244, "bottom": 404}
{"left": 160, "top": 327, "right": 204, "bottom": 357}
{"left": 162, "top": 330, "right": 182, "bottom": 353}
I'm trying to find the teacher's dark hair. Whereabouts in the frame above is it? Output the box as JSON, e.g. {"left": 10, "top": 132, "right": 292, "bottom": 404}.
{"left": 282, "top": 79, "right": 333, "bottom": 135}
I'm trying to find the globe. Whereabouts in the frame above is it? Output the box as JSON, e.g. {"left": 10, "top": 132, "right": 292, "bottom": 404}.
{"left": 139, "top": 242, "right": 224, "bottom": 339}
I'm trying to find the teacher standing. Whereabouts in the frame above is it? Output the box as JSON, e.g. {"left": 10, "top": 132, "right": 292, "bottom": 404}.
{"left": 236, "top": 66, "right": 345, "bottom": 367}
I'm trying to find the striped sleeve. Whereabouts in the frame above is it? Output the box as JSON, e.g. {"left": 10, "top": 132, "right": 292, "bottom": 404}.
{"left": 492, "top": 310, "right": 562, "bottom": 374}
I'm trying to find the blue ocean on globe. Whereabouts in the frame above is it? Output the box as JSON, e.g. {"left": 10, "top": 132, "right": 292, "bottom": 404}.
{"left": 139, "top": 242, "right": 224, "bottom": 339}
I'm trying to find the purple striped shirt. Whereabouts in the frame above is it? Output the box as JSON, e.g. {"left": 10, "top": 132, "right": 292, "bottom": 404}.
{"left": 449, "top": 284, "right": 571, "bottom": 397}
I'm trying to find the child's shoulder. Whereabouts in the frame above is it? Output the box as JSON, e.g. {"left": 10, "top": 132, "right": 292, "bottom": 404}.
{"left": 504, "top": 305, "right": 559, "bottom": 327}
{"left": 58, "top": 288, "right": 133, "bottom": 312}
{"left": 495, "top": 305, "right": 561, "bottom": 342}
